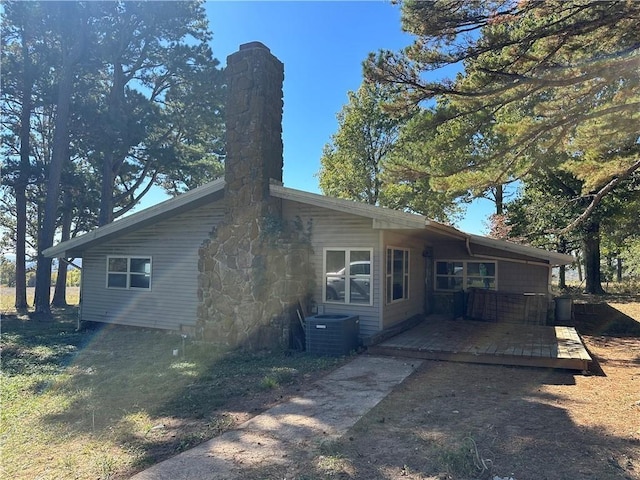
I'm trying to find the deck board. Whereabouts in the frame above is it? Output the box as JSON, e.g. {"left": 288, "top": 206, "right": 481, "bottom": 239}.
{"left": 368, "top": 317, "right": 591, "bottom": 371}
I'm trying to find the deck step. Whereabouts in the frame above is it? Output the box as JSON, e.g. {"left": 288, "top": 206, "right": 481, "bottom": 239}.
{"left": 369, "top": 318, "right": 591, "bottom": 372}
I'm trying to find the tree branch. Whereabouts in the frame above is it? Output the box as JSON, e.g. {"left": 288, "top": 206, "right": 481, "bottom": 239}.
{"left": 559, "top": 157, "right": 640, "bottom": 234}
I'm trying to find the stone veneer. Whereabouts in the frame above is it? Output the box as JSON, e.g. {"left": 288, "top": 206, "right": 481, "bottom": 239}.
{"left": 197, "top": 42, "right": 312, "bottom": 349}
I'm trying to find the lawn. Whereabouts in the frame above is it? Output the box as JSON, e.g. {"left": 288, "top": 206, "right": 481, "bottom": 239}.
{"left": 2, "top": 288, "right": 638, "bottom": 479}
{"left": 0, "top": 306, "right": 347, "bottom": 479}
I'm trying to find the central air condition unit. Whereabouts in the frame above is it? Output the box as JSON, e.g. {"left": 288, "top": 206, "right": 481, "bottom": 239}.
{"left": 305, "top": 314, "right": 359, "bottom": 356}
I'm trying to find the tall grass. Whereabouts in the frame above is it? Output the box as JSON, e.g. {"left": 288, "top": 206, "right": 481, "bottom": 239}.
{"left": 1, "top": 286, "right": 80, "bottom": 314}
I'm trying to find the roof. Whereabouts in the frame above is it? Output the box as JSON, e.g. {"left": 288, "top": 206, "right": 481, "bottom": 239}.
{"left": 43, "top": 177, "right": 225, "bottom": 258}
{"left": 466, "top": 233, "right": 573, "bottom": 265}
{"left": 44, "top": 177, "right": 573, "bottom": 265}
{"left": 270, "top": 184, "right": 573, "bottom": 265}
{"left": 269, "top": 182, "right": 427, "bottom": 229}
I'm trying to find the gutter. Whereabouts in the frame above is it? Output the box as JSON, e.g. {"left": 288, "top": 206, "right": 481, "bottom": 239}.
{"left": 465, "top": 237, "right": 550, "bottom": 268}
{"left": 427, "top": 219, "right": 558, "bottom": 267}
{"left": 424, "top": 220, "right": 467, "bottom": 239}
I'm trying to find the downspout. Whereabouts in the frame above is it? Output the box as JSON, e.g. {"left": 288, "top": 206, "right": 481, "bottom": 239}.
{"left": 428, "top": 220, "right": 556, "bottom": 290}
{"left": 465, "top": 236, "right": 551, "bottom": 267}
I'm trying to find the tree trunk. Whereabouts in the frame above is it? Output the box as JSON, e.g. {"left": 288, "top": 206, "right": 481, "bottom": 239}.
{"left": 576, "top": 251, "right": 583, "bottom": 282}
{"left": 34, "top": 66, "right": 74, "bottom": 313}
{"left": 494, "top": 184, "right": 504, "bottom": 215}
{"left": 51, "top": 191, "right": 73, "bottom": 307}
{"left": 581, "top": 222, "right": 606, "bottom": 294}
{"left": 34, "top": 3, "right": 85, "bottom": 314}
{"left": 14, "top": 184, "right": 29, "bottom": 310}
{"left": 14, "top": 13, "right": 34, "bottom": 311}
{"left": 98, "top": 63, "right": 126, "bottom": 226}
{"left": 616, "top": 257, "right": 623, "bottom": 282}
{"left": 99, "top": 151, "right": 115, "bottom": 226}
{"left": 557, "top": 237, "right": 567, "bottom": 290}
{"left": 51, "top": 261, "right": 68, "bottom": 307}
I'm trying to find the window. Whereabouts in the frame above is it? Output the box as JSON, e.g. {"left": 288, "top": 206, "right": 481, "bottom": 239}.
{"left": 435, "top": 260, "right": 496, "bottom": 291}
{"left": 107, "top": 256, "right": 151, "bottom": 290}
{"left": 436, "top": 261, "right": 463, "bottom": 291}
{"left": 324, "top": 249, "right": 372, "bottom": 305}
{"left": 466, "top": 261, "right": 496, "bottom": 290}
{"left": 386, "top": 247, "right": 409, "bottom": 303}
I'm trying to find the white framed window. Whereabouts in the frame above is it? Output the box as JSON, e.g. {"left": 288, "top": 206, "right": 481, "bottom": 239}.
{"left": 324, "top": 248, "right": 372, "bottom": 305}
{"left": 386, "top": 247, "right": 409, "bottom": 304}
{"left": 435, "top": 260, "right": 496, "bottom": 291}
{"left": 107, "top": 256, "right": 152, "bottom": 290}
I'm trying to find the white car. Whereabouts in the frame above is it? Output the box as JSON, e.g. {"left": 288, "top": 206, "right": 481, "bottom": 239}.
{"left": 326, "top": 261, "right": 370, "bottom": 302}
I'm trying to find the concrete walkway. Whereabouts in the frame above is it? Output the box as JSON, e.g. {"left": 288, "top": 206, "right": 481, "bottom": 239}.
{"left": 130, "top": 355, "right": 421, "bottom": 479}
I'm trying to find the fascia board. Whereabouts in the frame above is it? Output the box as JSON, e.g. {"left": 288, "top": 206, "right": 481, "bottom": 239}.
{"left": 468, "top": 234, "right": 574, "bottom": 265}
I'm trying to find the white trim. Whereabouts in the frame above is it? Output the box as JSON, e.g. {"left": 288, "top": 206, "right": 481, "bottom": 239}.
{"left": 435, "top": 259, "right": 498, "bottom": 292}
{"left": 323, "top": 247, "right": 374, "bottom": 306}
{"left": 427, "top": 220, "right": 572, "bottom": 265}
{"left": 386, "top": 246, "right": 410, "bottom": 304}
{"left": 274, "top": 183, "right": 572, "bottom": 266}
{"left": 44, "top": 176, "right": 574, "bottom": 269}
{"left": 467, "top": 234, "right": 572, "bottom": 265}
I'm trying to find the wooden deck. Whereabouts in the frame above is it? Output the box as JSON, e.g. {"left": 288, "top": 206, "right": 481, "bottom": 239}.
{"left": 368, "top": 317, "right": 592, "bottom": 371}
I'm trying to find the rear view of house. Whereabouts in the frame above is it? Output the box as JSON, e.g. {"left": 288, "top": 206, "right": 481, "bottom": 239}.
{"left": 44, "top": 42, "right": 573, "bottom": 349}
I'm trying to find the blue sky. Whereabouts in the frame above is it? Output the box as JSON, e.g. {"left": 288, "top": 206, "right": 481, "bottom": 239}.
{"left": 140, "top": 1, "right": 494, "bottom": 234}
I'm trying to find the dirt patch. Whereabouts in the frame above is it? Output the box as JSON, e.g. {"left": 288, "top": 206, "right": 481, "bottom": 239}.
{"left": 130, "top": 357, "right": 420, "bottom": 480}
{"left": 269, "top": 334, "right": 638, "bottom": 480}
{"left": 573, "top": 302, "right": 640, "bottom": 337}
{"left": 233, "top": 301, "right": 640, "bottom": 480}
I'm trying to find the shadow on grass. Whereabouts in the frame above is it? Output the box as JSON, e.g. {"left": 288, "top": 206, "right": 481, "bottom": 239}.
{"left": 1, "top": 308, "right": 83, "bottom": 375}
{"left": 574, "top": 302, "right": 640, "bottom": 337}
{"left": 212, "top": 361, "right": 640, "bottom": 480}
{"left": 1, "top": 312, "right": 345, "bottom": 478}
{"left": 4, "top": 305, "right": 638, "bottom": 479}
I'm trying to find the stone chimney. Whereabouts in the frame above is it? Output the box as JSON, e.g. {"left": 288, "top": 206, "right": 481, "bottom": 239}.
{"left": 197, "top": 43, "right": 311, "bottom": 349}
{"left": 224, "top": 41, "right": 284, "bottom": 215}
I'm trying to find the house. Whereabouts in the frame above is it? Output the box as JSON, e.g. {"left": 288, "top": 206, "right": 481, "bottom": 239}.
{"left": 44, "top": 42, "right": 572, "bottom": 349}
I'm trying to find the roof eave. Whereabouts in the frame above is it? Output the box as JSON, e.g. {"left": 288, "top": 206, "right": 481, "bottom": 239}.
{"left": 43, "top": 177, "right": 226, "bottom": 258}
{"left": 270, "top": 183, "right": 427, "bottom": 229}
{"left": 468, "top": 234, "right": 574, "bottom": 265}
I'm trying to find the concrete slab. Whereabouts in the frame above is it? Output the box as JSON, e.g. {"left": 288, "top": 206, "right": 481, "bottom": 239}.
{"left": 129, "top": 355, "right": 420, "bottom": 479}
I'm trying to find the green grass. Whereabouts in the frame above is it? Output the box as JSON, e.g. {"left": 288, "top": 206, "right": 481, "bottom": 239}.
{"left": 434, "top": 436, "right": 493, "bottom": 478}
{"left": 0, "top": 311, "right": 346, "bottom": 479}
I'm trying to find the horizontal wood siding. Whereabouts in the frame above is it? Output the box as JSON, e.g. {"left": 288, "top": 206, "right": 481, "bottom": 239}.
{"left": 431, "top": 239, "right": 551, "bottom": 293}
{"left": 282, "top": 200, "right": 382, "bottom": 337}
{"left": 81, "top": 202, "right": 225, "bottom": 330}
{"left": 382, "top": 231, "right": 427, "bottom": 330}
{"left": 498, "top": 262, "right": 550, "bottom": 294}
{"left": 432, "top": 239, "right": 468, "bottom": 259}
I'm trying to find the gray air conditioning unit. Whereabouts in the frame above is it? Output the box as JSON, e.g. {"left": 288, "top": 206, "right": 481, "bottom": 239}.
{"left": 305, "top": 314, "right": 359, "bottom": 356}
